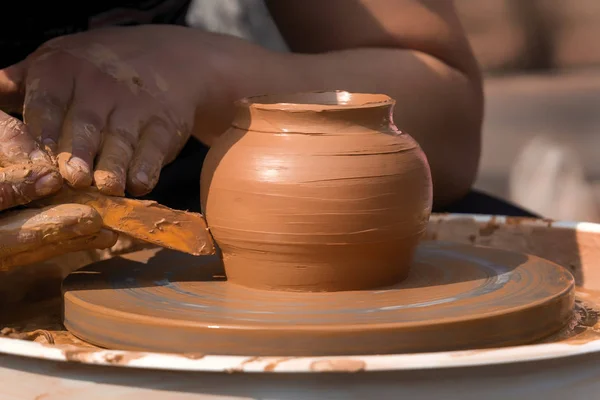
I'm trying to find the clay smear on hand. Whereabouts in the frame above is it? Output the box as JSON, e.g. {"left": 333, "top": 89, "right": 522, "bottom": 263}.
{"left": 0, "top": 203, "right": 117, "bottom": 271}
{"left": 0, "top": 164, "right": 62, "bottom": 211}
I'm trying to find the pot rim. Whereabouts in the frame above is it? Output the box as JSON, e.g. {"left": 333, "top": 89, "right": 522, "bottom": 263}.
{"left": 235, "top": 90, "right": 395, "bottom": 112}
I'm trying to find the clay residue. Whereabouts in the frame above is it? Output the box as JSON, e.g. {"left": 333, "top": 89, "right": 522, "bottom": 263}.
{"left": 264, "top": 357, "right": 294, "bottom": 371}
{"left": 0, "top": 297, "right": 97, "bottom": 348}
{"left": 541, "top": 287, "right": 600, "bottom": 345}
{"left": 0, "top": 164, "right": 62, "bottom": 211}
{"left": 182, "top": 353, "right": 205, "bottom": 360}
{"left": 0, "top": 203, "right": 120, "bottom": 272}
{"left": 60, "top": 345, "right": 145, "bottom": 365}
{"left": 0, "top": 328, "right": 55, "bottom": 345}
{"left": 0, "top": 229, "right": 117, "bottom": 272}
{"left": 425, "top": 214, "right": 586, "bottom": 287}
{"left": 225, "top": 356, "right": 265, "bottom": 372}
{"left": 505, "top": 216, "right": 555, "bottom": 228}
{"left": 310, "top": 359, "right": 366, "bottom": 372}
{"left": 61, "top": 347, "right": 104, "bottom": 362}
{"left": 478, "top": 216, "right": 500, "bottom": 236}
{"left": 74, "top": 43, "right": 143, "bottom": 95}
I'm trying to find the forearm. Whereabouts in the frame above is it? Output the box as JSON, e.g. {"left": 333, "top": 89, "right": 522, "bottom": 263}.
{"left": 195, "top": 34, "right": 483, "bottom": 206}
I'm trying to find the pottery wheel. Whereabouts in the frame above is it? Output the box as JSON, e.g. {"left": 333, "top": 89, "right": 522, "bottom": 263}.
{"left": 62, "top": 242, "right": 575, "bottom": 356}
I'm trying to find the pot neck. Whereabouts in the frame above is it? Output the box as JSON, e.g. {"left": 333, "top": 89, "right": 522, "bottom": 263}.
{"left": 231, "top": 92, "right": 399, "bottom": 134}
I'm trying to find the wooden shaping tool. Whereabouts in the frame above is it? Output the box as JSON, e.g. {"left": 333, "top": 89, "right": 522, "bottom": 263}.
{"left": 35, "top": 187, "right": 216, "bottom": 256}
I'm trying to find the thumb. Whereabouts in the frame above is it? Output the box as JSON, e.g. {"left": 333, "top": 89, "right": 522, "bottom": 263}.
{"left": 0, "top": 59, "right": 28, "bottom": 114}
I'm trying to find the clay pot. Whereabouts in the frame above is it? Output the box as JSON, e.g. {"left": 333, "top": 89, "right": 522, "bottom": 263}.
{"left": 200, "top": 91, "right": 432, "bottom": 292}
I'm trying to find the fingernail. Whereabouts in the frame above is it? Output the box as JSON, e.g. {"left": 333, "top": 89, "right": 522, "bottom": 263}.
{"left": 35, "top": 172, "right": 62, "bottom": 197}
{"left": 66, "top": 157, "right": 89, "bottom": 173}
{"left": 94, "top": 170, "right": 125, "bottom": 197}
{"left": 29, "top": 149, "right": 52, "bottom": 165}
{"left": 65, "top": 157, "right": 92, "bottom": 186}
{"left": 127, "top": 170, "right": 155, "bottom": 196}
{"left": 42, "top": 138, "right": 57, "bottom": 155}
{"left": 135, "top": 171, "right": 149, "bottom": 186}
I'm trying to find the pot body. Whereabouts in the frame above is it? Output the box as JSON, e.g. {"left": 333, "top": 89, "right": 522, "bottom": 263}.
{"left": 200, "top": 92, "right": 432, "bottom": 291}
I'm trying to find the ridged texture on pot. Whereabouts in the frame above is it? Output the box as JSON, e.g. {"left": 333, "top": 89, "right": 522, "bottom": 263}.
{"left": 200, "top": 92, "right": 432, "bottom": 291}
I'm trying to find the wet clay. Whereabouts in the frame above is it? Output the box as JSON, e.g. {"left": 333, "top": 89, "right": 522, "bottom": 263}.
{"left": 0, "top": 163, "right": 62, "bottom": 211}
{"left": 0, "top": 297, "right": 96, "bottom": 348}
{"left": 0, "top": 204, "right": 117, "bottom": 271}
{"left": 35, "top": 187, "right": 215, "bottom": 256}
{"left": 61, "top": 241, "right": 574, "bottom": 356}
{"left": 200, "top": 91, "right": 433, "bottom": 291}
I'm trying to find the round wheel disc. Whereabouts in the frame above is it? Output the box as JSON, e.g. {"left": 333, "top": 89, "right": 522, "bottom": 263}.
{"left": 62, "top": 242, "right": 575, "bottom": 356}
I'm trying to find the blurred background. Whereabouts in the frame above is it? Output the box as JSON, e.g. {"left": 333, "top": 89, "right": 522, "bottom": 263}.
{"left": 187, "top": 0, "right": 600, "bottom": 222}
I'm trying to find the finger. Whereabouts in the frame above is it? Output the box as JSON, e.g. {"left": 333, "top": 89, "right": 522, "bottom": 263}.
{"left": 93, "top": 110, "right": 140, "bottom": 196}
{"left": 0, "top": 163, "right": 62, "bottom": 211}
{"left": 0, "top": 229, "right": 117, "bottom": 272}
{"left": 21, "top": 52, "right": 74, "bottom": 156}
{"left": 0, "top": 59, "right": 27, "bottom": 113}
{"left": 0, "top": 111, "right": 52, "bottom": 166}
{"left": 57, "top": 103, "right": 110, "bottom": 189}
{"left": 0, "top": 204, "right": 102, "bottom": 258}
{"left": 126, "top": 120, "right": 174, "bottom": 197}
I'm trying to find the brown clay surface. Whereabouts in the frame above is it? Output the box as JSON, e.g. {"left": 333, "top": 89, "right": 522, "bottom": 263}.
{"left": 61, "top": 242, "right": 574, "bottom": 356}
{"left": 5, "top": 286, "right": 599, "bottom": 355}
{"left": 35, "top": 187, "right": 215, "bottom": 256}
{"left": 200, "top": 91, "right": 432, "bottom": 292}
{"left": 0, "top": 204, "right": 117, "bottom": 272}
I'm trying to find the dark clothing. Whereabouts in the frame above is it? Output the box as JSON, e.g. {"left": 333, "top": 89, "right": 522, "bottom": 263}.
{"left": 437, "top": 190, "right": 539, "bottom": 217}
{"left": 0, "top": 0, "right": 190, "bottom": 68}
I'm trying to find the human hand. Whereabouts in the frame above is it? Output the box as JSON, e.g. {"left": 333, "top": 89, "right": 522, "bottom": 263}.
{"left": 0, "top": 203, "right": 117, "bottom": 271}
{"left": 0, "top": 25, "right": 203, "bottom": 197}
{"left": 0, "top": 111, "right": 117, "bottom": 268}
{"left": 0, "top": 110, "right": 62, "bottom": 211}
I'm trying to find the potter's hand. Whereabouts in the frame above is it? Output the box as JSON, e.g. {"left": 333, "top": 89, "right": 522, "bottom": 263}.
{"left": 0, "top": 204, "right": 117, "bottom": 271}
{"left": 0, "top": 26, "right": 199, "bottom": 196}
{"left": 0, "top": 113, "right": 115, "bottom": 268}
{"left": 0, "top": 110, "right": 62, "bottom": 211}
